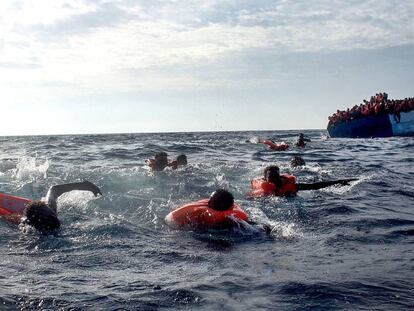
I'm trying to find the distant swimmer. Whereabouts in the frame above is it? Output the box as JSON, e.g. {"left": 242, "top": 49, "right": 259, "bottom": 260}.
{"left": 146, "top": 152, "right": 187, "bottom": 171}
{"left": 0, "top": 181, "right": 102, "bottom": 233}
{"left": 259, "top": 139, "right": 289, "bottom": 151}
{"left": 249, "top": 165, "right": 357, "bottom": 197}
{"left": 290, "top": 156, "right": 306, "bottom": 168}
{"left": 295, "top": 133, "right": 310, "bottom": 148}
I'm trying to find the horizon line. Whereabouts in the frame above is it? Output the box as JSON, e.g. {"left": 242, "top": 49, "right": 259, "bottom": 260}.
{"left": 0, "top": 128, "right": 325, "bottom": 138}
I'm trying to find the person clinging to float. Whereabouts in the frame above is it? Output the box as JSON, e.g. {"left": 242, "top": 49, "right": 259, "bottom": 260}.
{"left": 0, "top": 181, "right": 102, "bottom": 233}
{"left": 249, "top": 165, "right": 356, "bottom": 197}
{"left": 164, "top": 189, "right": 249, "bottom": 231}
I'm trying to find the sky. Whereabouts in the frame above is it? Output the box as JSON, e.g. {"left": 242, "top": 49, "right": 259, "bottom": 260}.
{"left": 1, "top": 0, "right": 413, "bottom": 135}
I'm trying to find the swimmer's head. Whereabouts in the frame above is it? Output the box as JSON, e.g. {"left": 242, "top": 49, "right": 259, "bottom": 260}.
{"left": 22, "top": 201, "right": 60, "bottom": 232}
{"left": 155, "top": 152, "right": 168, "bottom": 160}
{"left": 290, "top": 156, "right": 306, "bottom": 167}
{"left": 153, "top": 152, "right": 168, "bottom": 171}
{"left": 264, "top": 165, "right": 281, "bottom": 184}
{"left": 176, "top": 154, "right": 187, "bottom": 166}
{"left": 299, "top": 133, "right": 304, "bottom": 138}
{"left": 208, "top": 189, "right": 234, "bottom": 211}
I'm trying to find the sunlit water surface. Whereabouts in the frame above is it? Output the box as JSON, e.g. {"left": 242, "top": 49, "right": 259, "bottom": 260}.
{"left": 0, "top": 131, "right": 413, "bottom": 310}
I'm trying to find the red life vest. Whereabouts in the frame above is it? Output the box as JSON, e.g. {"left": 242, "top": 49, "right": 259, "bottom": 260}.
{"left": 261, "top": 140, "right": 289, "bottom": 151}
{"left": 249, "top": 174, "right": 297, "bottom": 197}
{"left": 0, "top": 193, "right": 32, "bottom": 224}
{"left": 164, "top": 199, "right": 248, "bottom": 230}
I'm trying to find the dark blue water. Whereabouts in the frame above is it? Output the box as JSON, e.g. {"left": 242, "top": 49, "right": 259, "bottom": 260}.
{"left": 0, "top": 131, "right": 413, "bottom": 310}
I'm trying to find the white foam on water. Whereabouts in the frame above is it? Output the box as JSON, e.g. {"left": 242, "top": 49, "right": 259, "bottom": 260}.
{"left": 269, "top": 221, "right": 302, "bottom": 240}
{"left": 320, "top": 174, "right": 368, "bottom": 195}
{"left": 0, "top": 159, "right": 16, "bottom": 173}
{"left": 57, "top": 191, "right": 99, "bottom": 210}
{"left": 12, "top": 157, "right": 49, "bottom": 181}
{"left": 248, "top": 136, "right": 260, "bottom": 144}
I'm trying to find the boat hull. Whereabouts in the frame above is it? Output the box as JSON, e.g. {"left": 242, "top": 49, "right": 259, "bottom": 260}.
{"left": 327, "top": 110, "right": 414, "bottom": 138}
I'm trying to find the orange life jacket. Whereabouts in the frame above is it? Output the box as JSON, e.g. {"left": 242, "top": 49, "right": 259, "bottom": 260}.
{"left": 0, "top": 193, "right": 32, "bottom": 223}
{"left": 250, "top": 174, "right": 297, "bottom": 197}
{"left": 165, "top": 199, "right": 249, "bottom": 230}
{"left": 261, "top": 140, "right": 289, "bottom": 151}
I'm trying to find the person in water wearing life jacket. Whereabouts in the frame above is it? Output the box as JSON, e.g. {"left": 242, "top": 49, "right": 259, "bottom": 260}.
{"left": 290, "top": 156, "right": 306, "bottom": 168}
{"left": 14, "top": 181, "right": 102, "bottom": 233}
{"left": 165, "top": 189, "right": 248, "bottom": 231}
{"left": 249, "top": 165, "right": 356, "bottom": 197}
{"left": 259, "top": 139, "right": 289, "bottom": 151}
{"left": 168, "top": 154, "right": 187, "bottom": 170}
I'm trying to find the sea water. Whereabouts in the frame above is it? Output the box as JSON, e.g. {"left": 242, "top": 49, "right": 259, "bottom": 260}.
{"left": 0, "top": 130, "right": 413, "bottom": 310}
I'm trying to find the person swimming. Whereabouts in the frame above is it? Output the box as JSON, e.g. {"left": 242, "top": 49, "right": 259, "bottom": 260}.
{"left": 146, "top": 153, "right": 187, "bottom": 171}
{"left": 259, "top": 139, "right": 289, "bottom": 151}
{"left": 19, "top": 181, "right": 102, "bottom": 232}
{"left": 164, "top": 189, "right": 247, "bottom": 230}
{"left": 168, "top": 154, "right": 188, "bottom": 170}
{"left": 295, "top": 133, "right": 310, "bottom": 148}
{"left": 290, "top": 156, "right": 306, "bottom": 168}
{"left": 165, "top": 189, "right": 271, "bottom": 233}
{"left": 249, "top": 165, "right": 357, "bottom": 197}
{"left": 146, "top": 152, "right": 169, "bottom": 171}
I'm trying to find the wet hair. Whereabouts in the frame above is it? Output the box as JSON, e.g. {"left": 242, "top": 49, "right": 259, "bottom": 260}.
{"left": 155, "top": 152, "right": 168, "bottom": 160}
{"left": 208, "top": 189, "right": 234, "bottom": 211}
{"left": 264, "top": 165, "right": 281, "bottom": 184}
{"left": 23, "top": 201, "right": 60, "bottom": 232}
{"left": 152, "top": 152, "right": 168, "bottom": 171}
{"left": 290, "top": 156, "right": 306, "bottom": 167}
{"left": 176, "top": 154, "right": 187, "bottom": 166}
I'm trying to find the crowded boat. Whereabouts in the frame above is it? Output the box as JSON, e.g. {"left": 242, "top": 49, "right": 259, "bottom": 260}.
{"left": 328, "top": 93, "right": 414, "bottom": 126}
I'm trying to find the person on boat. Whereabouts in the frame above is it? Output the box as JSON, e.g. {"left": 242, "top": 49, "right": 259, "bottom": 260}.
{"left": 259, "top": 139, "right": 289, "bottom": 151}
{"left": 249, "top": 166, "right": 356, "bottom": 197}
{"left": 2, "top": 181, "right": 102, "bottom": 233}
{"left": 290, "top": 156, "right": 306, "bottom": 168}
{"left": 328, "top": 93, "right": 414, "bottom": 126}
{"left": 168, "top": 154, "right": 187, "bottom": 170}
{"left": 165, "top": 189, "right": 271, "bottom": 232}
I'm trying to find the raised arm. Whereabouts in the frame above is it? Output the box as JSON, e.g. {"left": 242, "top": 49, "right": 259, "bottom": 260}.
{"left": 45, "top": 181, "right": 102, "bottom": 212}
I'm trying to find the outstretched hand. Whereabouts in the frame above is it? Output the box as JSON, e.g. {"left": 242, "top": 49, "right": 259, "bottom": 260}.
{"left": 83, "top": 180, "right": 103, "bottom": 197}
{"left": 338, "top": 178, "right": 358, "bottom": 186}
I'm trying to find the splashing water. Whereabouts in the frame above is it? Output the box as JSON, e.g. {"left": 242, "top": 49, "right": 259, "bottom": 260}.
{"left": 13, "top": 157, "right": 49, "bottom": 181}
{"left": 0, "top": 131, "right": 413, "bottom": 310}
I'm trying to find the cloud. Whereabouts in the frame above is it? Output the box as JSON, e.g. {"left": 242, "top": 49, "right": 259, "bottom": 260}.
{"left": 0, "top": 61, "right": 40, "bottom": 69}
{"left": 27, "top": 2, "right": 133, "bottom": 39}
{"left": 0, "top": 0, "right": 413, "bottom": 97}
